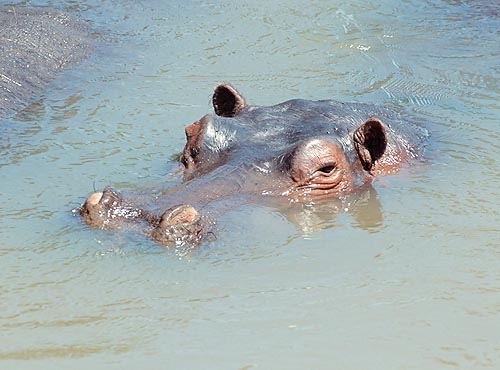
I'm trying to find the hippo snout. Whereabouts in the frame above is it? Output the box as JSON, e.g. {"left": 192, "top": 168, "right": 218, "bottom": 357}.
{"left": 151, "top": 205, "right": 203, "bottom": 246}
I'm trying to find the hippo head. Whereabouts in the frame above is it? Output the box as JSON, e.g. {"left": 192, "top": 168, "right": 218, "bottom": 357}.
{"left": 79, "top": 83, "right": 415, "bottom": 248}
{"left": 181, "top": 83, "right": 390, "bottom": 200}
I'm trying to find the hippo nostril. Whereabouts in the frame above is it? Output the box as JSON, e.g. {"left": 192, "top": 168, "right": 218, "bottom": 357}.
{"left": 152, "top": 205, "right": 203, "bottom": 247}
{"left": 86, "top": 192, "right": 103, "bottom": 206}
{"left": 159, "top": 205, "right": 199, "bottom": 229}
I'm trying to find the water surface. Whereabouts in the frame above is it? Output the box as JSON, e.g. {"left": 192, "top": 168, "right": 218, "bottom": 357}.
{"left": 0, "top": 0, "right": 499, "bottom": 369}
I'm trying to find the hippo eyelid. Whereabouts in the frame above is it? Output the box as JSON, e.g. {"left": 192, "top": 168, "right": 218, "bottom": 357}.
{"left": 317, "top": 164, "right": 336, "bottom": 174}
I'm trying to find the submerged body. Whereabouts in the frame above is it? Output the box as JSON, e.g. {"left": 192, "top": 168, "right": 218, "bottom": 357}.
{"left": 80, "top": 84, "right": 426, "bottom": 247}
{"left": 0, "top": 6, "right": 91, "bottom": 118}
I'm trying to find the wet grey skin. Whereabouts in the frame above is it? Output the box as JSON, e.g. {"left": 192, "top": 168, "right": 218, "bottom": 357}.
{"left": 80, "top": 83, "right": 427, "bottom": 248}
{"left": 0, "top": 5, "right": 92, "bottom": 119}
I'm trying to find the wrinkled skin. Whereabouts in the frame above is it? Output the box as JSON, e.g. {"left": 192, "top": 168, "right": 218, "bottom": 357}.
{"left": 80, "top": 83, "right": 426, "bottom": 247}
{"left": 0, "top": 6, "right": 91, "bottom": 118}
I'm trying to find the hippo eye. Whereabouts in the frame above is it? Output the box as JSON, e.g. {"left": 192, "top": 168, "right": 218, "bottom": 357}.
{"left": 318, "top": 164, "right": 336, "bottom": 174}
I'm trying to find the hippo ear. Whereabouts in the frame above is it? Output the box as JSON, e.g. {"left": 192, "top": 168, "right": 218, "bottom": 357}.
{"left": 353, "top": 118, "right": 388, "bottom": 171}
{"left": 212, "top": 83, "right": 246, "bottom": 117}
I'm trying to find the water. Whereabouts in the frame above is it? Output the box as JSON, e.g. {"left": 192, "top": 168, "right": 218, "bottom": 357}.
{"left": 0, "top": 0, "right": 498, "bottom": 369}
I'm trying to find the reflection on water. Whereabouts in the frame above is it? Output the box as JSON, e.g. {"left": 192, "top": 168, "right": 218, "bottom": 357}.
{"left": 280, "top": 187, "right": 384, "bottom": 235}
{"left": 0, "top": 0, "right": 499, "bottom": 369}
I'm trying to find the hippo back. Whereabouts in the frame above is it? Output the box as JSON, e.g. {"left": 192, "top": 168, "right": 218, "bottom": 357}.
{"left": 0, "top": 6, "right": 92, "bottom": 118}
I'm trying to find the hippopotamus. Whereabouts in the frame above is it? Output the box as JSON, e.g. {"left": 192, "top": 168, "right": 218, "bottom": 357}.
{"left": 79, "top": 84, "right": 426, "bottom": 247}
{"left": 0, "top": 6, "right": 91, "bottom": 118}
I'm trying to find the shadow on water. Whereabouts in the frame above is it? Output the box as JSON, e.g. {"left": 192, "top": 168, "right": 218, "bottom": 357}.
{"left": 267, "top": 186, "right": 384, "bottom": 236}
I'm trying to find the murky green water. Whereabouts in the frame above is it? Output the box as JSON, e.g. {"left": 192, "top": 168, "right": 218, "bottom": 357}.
{"left": 1, "top": 0, "right": 498, "bottom": 369}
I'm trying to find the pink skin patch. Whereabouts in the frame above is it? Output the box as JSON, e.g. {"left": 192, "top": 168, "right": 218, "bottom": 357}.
{"left": 86, "top": 192, "right": 103, "bottom": 206}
